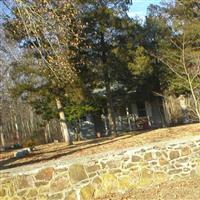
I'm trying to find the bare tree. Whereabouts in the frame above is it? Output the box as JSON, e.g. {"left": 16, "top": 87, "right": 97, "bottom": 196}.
{"left": 152, "top": 1, "right": 200, "bottom": 122}
{"left": 3, "top": 0, "right": 84, "bottom": 145}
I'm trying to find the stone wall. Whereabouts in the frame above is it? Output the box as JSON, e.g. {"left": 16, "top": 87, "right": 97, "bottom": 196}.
{"left": 1, "top": 136, "right": 200, "bottom": 200}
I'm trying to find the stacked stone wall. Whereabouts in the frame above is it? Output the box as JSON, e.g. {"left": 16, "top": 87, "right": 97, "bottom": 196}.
{"left": 1, "top": 136, "right": 200, "bottom": 200}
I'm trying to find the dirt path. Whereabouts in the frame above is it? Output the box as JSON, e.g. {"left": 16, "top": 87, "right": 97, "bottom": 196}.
{"left": 0, "top": 123, "right": 200, "bottom": 170}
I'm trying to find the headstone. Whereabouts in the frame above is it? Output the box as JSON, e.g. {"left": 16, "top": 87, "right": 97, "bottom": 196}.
{"left": 14, "top": 148, "right": 32, "bottom": 158}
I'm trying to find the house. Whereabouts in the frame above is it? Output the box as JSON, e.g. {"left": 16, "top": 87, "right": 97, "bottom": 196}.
{"left": 79, "top": 84, "right": 166, "bottom": 138}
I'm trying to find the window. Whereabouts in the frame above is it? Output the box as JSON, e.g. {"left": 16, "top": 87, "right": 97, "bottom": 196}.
{"left": 137, "top": 102, "right": 147, "bottom": 117}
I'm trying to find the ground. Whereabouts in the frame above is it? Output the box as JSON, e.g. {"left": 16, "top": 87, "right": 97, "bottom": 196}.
{"left": 96, "top": 176, "right": 200, "bottom": 200}
{"left": 0, "top": 123, "right": 199, "bottom": 170}
{"left": 0, "top": 123, "right": 200, "bottom": 199}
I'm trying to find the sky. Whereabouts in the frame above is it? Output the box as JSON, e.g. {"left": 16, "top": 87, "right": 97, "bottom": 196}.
{"left": 128, "top": 0, "right": 161, "bottom": 20}
{"left": 0, "top": 0, "right": 162, "bottom": 24}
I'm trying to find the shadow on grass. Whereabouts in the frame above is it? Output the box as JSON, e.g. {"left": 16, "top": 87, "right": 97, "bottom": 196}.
{"left": 0, "top": 129, "right": 151, "bottom": 171}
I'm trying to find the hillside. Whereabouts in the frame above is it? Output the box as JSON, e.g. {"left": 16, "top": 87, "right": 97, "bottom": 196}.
{"left": 0, "top": 123, "right": 200, "bottom": 170}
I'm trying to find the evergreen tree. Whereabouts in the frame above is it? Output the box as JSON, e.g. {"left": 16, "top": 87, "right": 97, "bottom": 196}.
{"left": 78, "top": 0, "right": 131, "bottom": 136}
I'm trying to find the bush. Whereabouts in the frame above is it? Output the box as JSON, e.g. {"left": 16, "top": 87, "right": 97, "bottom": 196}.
{"left": 23, "top": 139, "right": 36, "bottom": 148}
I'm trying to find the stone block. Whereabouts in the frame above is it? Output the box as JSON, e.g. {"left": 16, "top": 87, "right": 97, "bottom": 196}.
{"left": 17, "top": 189, "right": 28, "bottom": 197}
{"left": 100, "top": 162, "right": 106, "bottom": 168}
{"left": 168, "top": 169, "right": 182, "bottom": 175}
{"left": 80, "top": 184, "right": 95, "bottom": 200}
{"left": 35, "top": 181, "right": 49, "bottom": 187}
{"left": 92, "top": 177, "right": 102, "bottom": 185}
{"left": 100, "top": 173, "right": 118, "bottom": 193}
{"left": 110, "top": 169, "right": 121, "bottom": 174}
{"left": 151, "top": 161, "right": 157, "bottom": 165}
{"left": 132, "top": 155, "right": 142, "bottom": 162}
{"left": 123, "top": 156, "right": 130, "bottom": 162}
{"left": 130, "top": 166, "right": 139, "bottom": 173}
{"left": 141, "top": 168, "right": 153, "bottom": 179}
{"left": 88, "top": 172, "right": 96, "bottom": 178}
{"left": 38, "top": 186, "right": 49, "bottom": 194}
{"left": 35, "top": 167, "right": 54, "bottom": 181}
{"left": 175, "top": 163, "right": 182, "bottom": 168}
{"left": 169, "top": 150, "right": 180, "bottom": 160}
{"left": 181, "top": 146, "right": 191, "bottom": 156}
{"left": 176, "top": 157, "right": 189, "bottom": 163}
{"left": 106, "top": 160, "right": 120, "bottom": 168}
{"left": 125, "top": 163, "right": 136, "bottom": 169}
{"left": 65, "top": 190, "right": 77, "bottom": 200}
{"left": 155, "top": 152, "right": 161, "bottom": 157}
{"left": 15, "top": 175, "right": 34, "bottom": 190}
{"left": 27, "top": 189, "right": 38, "bottom": 198}
{"left": 129, "top": 169, "right": 140, "bottom": 181}
{"left": 50, "top": 177, "right": 70, "bottom": 193}
{"left": 118, "top": 176, "right": 134, "bottom": 191}
{"left": 144, "top": 152, "right": 153, "bottom": 161}
{"left": 68, "top": 164, "right": 88, "bottom": 184}
{"left": 153, "top": 172, "right": 168, "bottom": 184}
{"left": 137, "top": 168, "right": 153, "bottom": 187}
{"left": 86, "top": 165, "right": 101, "bottom": 173}
{"left": 159, "top": 157, "right": 168, "bottom": 166}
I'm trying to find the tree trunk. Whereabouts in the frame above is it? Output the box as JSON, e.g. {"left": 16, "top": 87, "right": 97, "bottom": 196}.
{"left": 105, "top": 79, "right": 117, "bottom": 136}
{"left": 182, "top": 38, "right": 200, "bottom": 122}
{"left": 14, "top": 115, "right": 20, "bottom": 144}
{"left": 29, "top": 108, "right": 34, "bottom": 135}
{"left": 0, "top": 115, "right": 5, "bottom": 147}
{"left": 44, "top": 122, "right": 52, "bottom": 143}
{"left": 126, "top": 106, "right": 132, "bottom": 131}
{"left": 55, "top": 97, "right": 71, "bottom": 145}
{"left": 100, "top": 32, "right": 117, "bottom": 137}
{"left": 26, "top": 121, "right": 31, "bottom": 136}
{"left": 21, "top": 120, "right": 27, "bottom": 140}
{"left": 44, "top": 123, "right": 49, "bottom": 144}
{"left": 189, "top": 81, "right": 200, "bottom": 122}
{"left": 47, "top": 122, "right": 52, "bottom": 142}
{"left": 0, "top": 125, "right": 5, "bottom": 147}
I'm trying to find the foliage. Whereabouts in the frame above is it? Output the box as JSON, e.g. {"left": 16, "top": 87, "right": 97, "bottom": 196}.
{"left": 155, "top": 0, "right": 200, "bottom": 120}
{"left": 128, "top": 46, "right": 151, "bottom": 76}
{"left": 4, "top": 0, "right": 86, "bottom": 99}
{"left": 76, "top": 0, "right": 132, "bottom": 135}
{"left": 4, "top": 0, "right": 93, "bottom": 125}
{"left": 64, "top": 104, "right": 96, "bottom": 122}
{"left": 2, "top": 0, "right": 200, "bottom": 145}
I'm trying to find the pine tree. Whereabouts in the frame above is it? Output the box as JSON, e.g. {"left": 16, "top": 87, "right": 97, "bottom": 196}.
{"left": 78, "top": 0, "right": 130, "bottom": 136}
